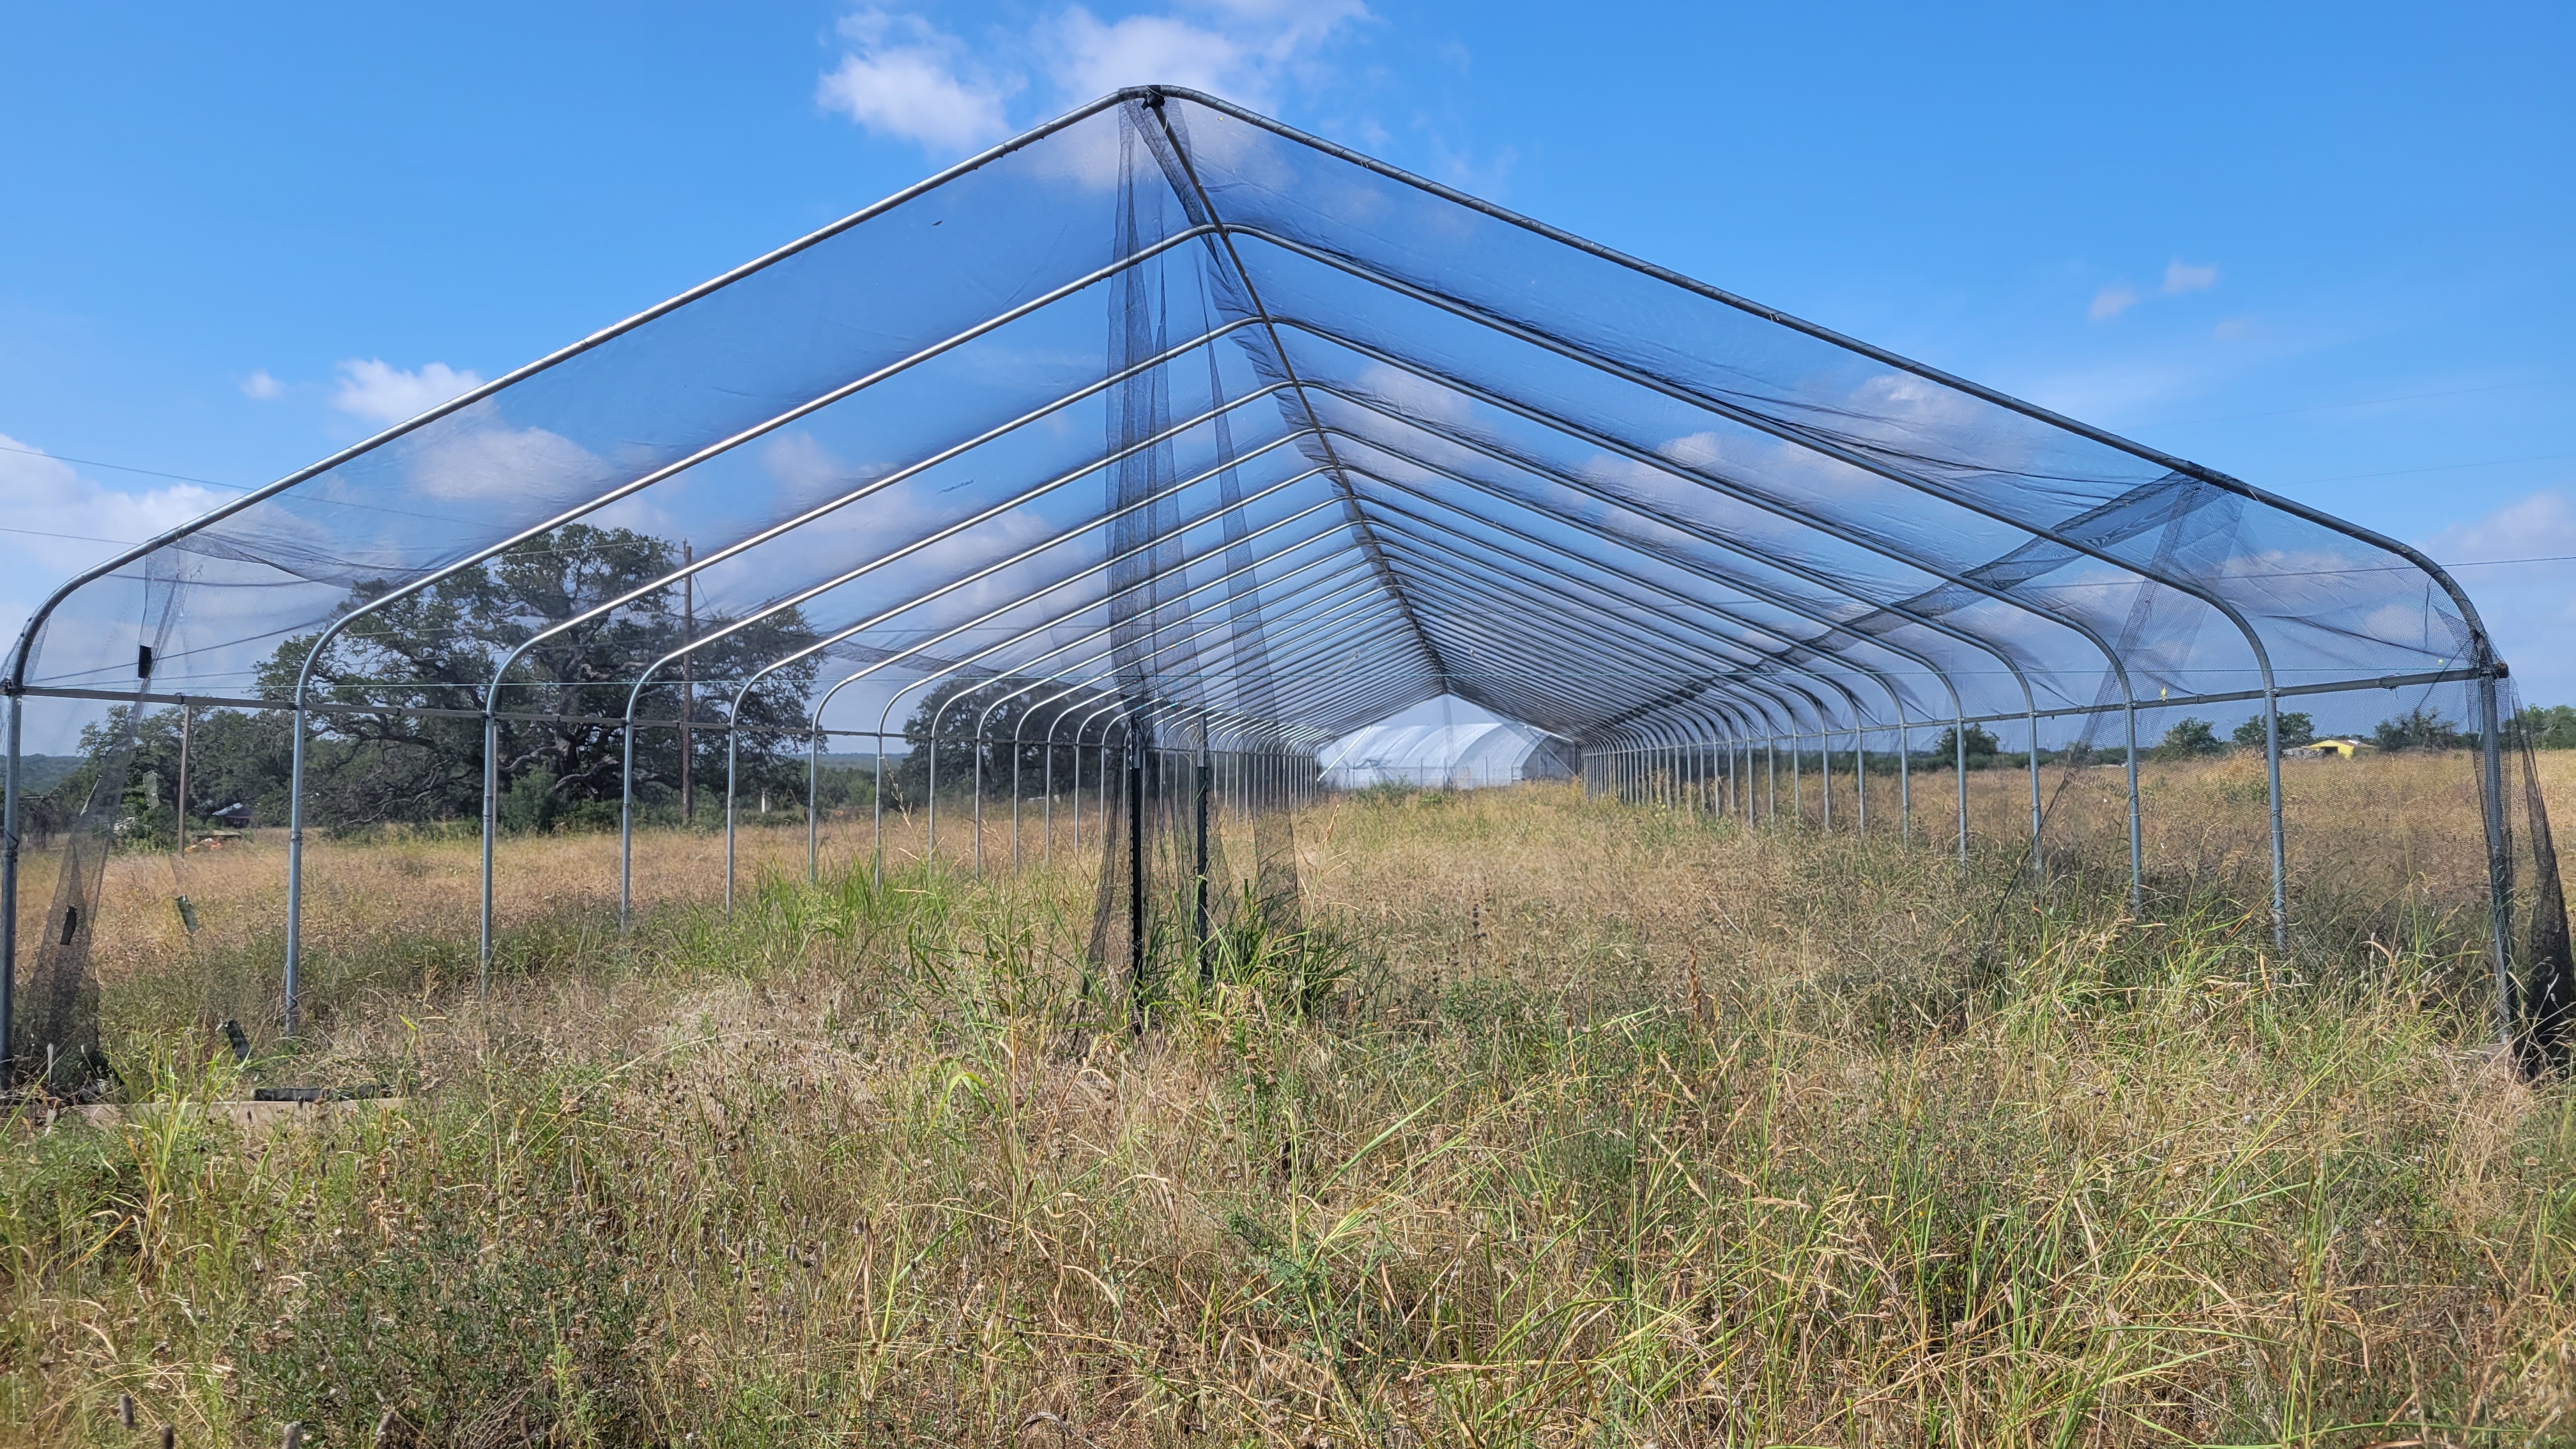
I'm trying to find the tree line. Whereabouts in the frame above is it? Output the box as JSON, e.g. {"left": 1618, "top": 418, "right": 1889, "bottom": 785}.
{"left": 18, "top": 526, "right": 829, "bottom": 844}
{"left": 1913, "top": 701, "right": 2576, "bottom": 770}
{"left": 12, "top": 525, "right": 1211, "bottom": 847}
{"left": 19, "top": 538, "right": 2573, "bottom": 839}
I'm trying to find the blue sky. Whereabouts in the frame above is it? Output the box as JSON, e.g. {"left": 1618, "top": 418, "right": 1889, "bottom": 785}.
{"left": 4, "top": 1, "right": 2571, "bottom": 715}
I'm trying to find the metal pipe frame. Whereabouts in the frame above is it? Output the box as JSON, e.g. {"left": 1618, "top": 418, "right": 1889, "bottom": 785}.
{"left": 1361, "top": 542, "right": 1846, "bottom": 781}
{"left": 836, "top": 560, "right": 1390, "bottom": 899}
{"left": 944, "top": 571, "right": 1386, "bottom": 870}
{"left": 1239, "top": 266, "right": 2268, "bottom": 916}
{"left": 968, "top": 572, "right": 1393, "bottom": 874}
{"left": 5, "top": 85, "right": 2522, "bottom": 1064}
{"left": 801, "top": 509, "right": 1404, "bottom": 889}
{"left": 1293, "top": 369, "right": 2129, "bottom": 873}
{"left": 302, "top": 222, "right": 1240, "bottom": 1022}
{"left": 4, "top": 90, "right": 1200, "bottom": 1050}
{"left": 1335, "top": 468, "right": 1926, "bottom": 784}
{"left": 616, "top": 436, "right": 1340, "bottom": 921}
{"left": 692, "top": 470, "right": 1355, "bottom": 910}
{"left": 1289, "top": 332, "right": 2126, "bottom": 871}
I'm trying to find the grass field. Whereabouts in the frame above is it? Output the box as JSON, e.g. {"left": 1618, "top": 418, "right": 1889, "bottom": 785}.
{"left": 3, "top": 755, "right": 2573, "bottom": 1445}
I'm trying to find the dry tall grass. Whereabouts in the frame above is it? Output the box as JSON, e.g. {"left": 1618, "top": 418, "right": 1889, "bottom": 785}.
{"left": 3, "top": 760, "right": 2573, "bottom": 1445}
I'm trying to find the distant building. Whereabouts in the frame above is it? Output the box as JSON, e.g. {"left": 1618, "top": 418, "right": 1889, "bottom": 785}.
{"left": 2285, "top": 739, "right": 2368, "bottom": 761}
{"left": 210, "top": 801, "right": 254, "bottom": 828}
{"left": 1319, "top": 721, "right": 1578, "bottom": 790}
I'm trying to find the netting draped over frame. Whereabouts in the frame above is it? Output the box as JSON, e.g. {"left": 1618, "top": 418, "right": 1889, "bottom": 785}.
{"left": 4, "top": 87, "right": 2561, "bottom": 1069}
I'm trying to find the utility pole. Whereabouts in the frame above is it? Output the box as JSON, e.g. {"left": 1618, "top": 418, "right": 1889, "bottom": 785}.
{"left": 680, "top": 540, "right": 694, "bottom": 826}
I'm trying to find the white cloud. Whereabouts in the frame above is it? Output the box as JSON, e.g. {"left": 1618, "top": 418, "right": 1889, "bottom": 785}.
{"left": 2212, "top": 316, "right": 2256, "bottom": 340}
{"left": 2426, "top": 488, "right": 2576, "bottom": 565}
{"left": 402, "top": 408, "right": 611, "bottom": 503}
{"left": 1425, "top": 134, "right": 1517, "bottom": 195}
{"left": 1186, "top": 0, "right": 1370, "bottom": 50}
{"left": 816, "top": 9, "right": 1020, "bottom": 156}
{"left": 0, "top": 434, "right": 225, "bottom": 569}
{"left": 1354, "top": 362, "right": 1473, "bottom": 426}
{"left": 1040, "top": 0, "right": 1368, "bottom": 108}
{"left": 1045, "top": 8, "right": 1255, "bottom": 104}
{"left": 816, "top": 3, "right": 1372, "bottom": 156}
{"left": 2089, "top": 284, "right": 2141, "bottom": 321}
{"left": 2423, "top": 488, "right": 2576, "bottom": 703}
{"left": 760, "top": 430, "right": 905, "bottom": 518}
{"left": 0, "top": 434, "right": 231, "bottom": 687}
{"left": 240, "top": 369, "right": 284, "bottom": 401}
{"left": 332, "top": 358, "right": 484, "bottom": 426}
{"left": 1658, "top": 431, "right": 1733, "bottom": 471}
{"left": 2163, "top": 258, "right": 2220, "bottom": 295}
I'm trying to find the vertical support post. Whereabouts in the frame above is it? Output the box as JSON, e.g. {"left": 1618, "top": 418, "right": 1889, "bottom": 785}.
{"left": 1898, "top": 724, "right": 1910, "bottom": 845}
{"left": 478, "top": 710, "right": 497, "bottom": 999}
{"left": 2028, "top": 710, "right": 2044, "bottom": 882}
{"left": 619, "top": 715, "right": 638, "bottom": 930}
{"left": 2476, "top": 669, "right": 2513, "bottom": 1050}
{"left": 1195, "top": 714, "right": 1213, "bottom": 979}
{"left": 1820, "top": 731, "right": 1832, "bottom": 831}
{"left": 2125, "top": 700, "right": 2142, "bottom": 911}
{"left": 1956, "top": 719, "right": 1968, "bottom": 865}
{"left": 1, "top": 687, "right": 19, "bottom": 1073}
{"left": 808, "top": 727, "right": 820, "bottom": 885}
{"left": 2263, "top": 686, "right": 2288, "bottom": 951}
{"left": 723, "top": 726, "right": 737, "bottom": 914}
{"left": 286, "top": 694, "right": 310, "bottom": 1033}
{"left": 870, "top": 734, "right": 886, "bottom": 888}
{"left": 1791, "top": 733, "right": 1802, "bottom": 824}
{"left": 973, "top": 719, "right": 988, "bottom": 875}
{"left": 175, "top": 702, "right": 192, "bottom": 854}
{"left": 680, "top": 540, "right": 695, "bottom": 827}
{"left": 1127, "top": 726, "right": 1147, "bottom": 1031}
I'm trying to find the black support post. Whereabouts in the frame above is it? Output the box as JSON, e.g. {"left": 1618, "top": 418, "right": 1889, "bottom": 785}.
{"left": 1127, "top": 728, "right": 1148, "bottom": 1031}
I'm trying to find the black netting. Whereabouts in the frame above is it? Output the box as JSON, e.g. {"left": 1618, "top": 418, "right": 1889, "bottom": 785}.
{"left": 2504, "top": 682, "right": 2575, "bottom": 1075}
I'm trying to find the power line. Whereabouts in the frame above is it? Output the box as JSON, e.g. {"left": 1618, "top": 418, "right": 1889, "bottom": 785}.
{"left": 2140, "top": 377, "right": 2571, "bottom": 429}
{"left": 2283, "top": 451, "right": 2576, "bottom": 487}
{"left": 0, "top": 440, "right": 252, "bottom": 493}
{"left": 0, "top": 525, "right": 148, "bottom": 547}
{"left": 11, "top": 516, "right": 2575, "bottom": 583}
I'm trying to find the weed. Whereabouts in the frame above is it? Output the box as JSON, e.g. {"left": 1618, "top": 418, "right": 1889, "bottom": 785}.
{"left": 3, "top": 775, "right": 2572, "bottom": 1444}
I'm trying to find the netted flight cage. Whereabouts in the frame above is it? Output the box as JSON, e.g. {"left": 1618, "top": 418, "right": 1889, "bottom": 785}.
{"left": 5, "top": 87, "right": 2568, "bottom": 1088}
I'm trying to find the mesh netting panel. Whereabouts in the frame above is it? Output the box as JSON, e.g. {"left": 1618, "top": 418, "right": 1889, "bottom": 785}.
{"left": 3, "top": 89, "right": 2552, "bottom": 1075}
{"left": 2503, "top": 682, "right": 2575, "bottom": 1075}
